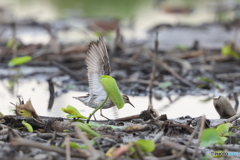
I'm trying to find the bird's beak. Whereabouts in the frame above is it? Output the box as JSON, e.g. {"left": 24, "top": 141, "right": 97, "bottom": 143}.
{"left": 128, "top": 102, "right": 135, "bottom": 108}
{"left": 72, "top": 97, "right": 78, "bottom": 100}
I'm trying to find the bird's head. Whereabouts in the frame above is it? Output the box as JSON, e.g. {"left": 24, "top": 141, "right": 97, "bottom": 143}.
{"left": 122, "top": 95, "right": 135, "bottom": 108}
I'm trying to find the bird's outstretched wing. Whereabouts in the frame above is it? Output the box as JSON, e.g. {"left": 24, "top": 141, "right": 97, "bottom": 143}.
{"left": 86, "top": 37, "right": 111, "bottom": 96}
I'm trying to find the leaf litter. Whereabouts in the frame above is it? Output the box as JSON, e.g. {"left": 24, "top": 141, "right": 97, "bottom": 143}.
{"left": 1, "top": 3, "right": 240, "bottom": 160}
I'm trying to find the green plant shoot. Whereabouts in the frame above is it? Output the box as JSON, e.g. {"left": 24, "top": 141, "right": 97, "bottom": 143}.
{"left": 200, "top": 128, "right": 227, "bottom": 147}
{"left": 8, "top": 56, "right": 32, "bottom": 67}
{"left": 158, "top": 81, "right": 173, "bottom": 89}
{"left": 22, "top": 120, "right": 33, "bottom": 132}
{"left": 216, "top": 123, "right": 234, "bottom": 137}
{"left": 200, "top": 123, "right": 233, "bottom": 147}
{"left": 62, "top": 105, "right": 88, "bottom": 119}
{"left": 221, "top": 45, "right": 240, "bottom": 59}
{"left": 77, "top": 123, "right": 100, "bottom": 138}
{"left": 6, "top": 39, "right": 15, "bottom": 48}
{"left": 100, "top": 75, "right": 124, "bottom": 109}
{"left": 17, "top": 109, "right": 33, "bottom": 118}
{"left": 61, "top": 140, "right": 96, "bottom": 149}
{"left": 135, "top": 139, "right": 155, "bottom": 152}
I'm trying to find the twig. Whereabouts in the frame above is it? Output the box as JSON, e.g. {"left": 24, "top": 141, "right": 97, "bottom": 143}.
{"left": 148, "top": 32, "right": 158, "bottom": 110}
{"left": 11, "top": 137, "right": 88, "bottom": 158}
{"left": 47, "top": 79, "right": 55, "bottom": 110}
{"left": 153, "top": 130, "right": 164, "bottom": 143}
{"left": 11, "top": 22, "right": 17, "bottom": 57}
{"left": 133, "top": 144, "right": 145, "bottom": 160}
{"left": 163, "top": 56, "right": 192, "bottom": 76}
{"left": 175, "top": 121, "right": 200, "bottom": 158}
{"left": 213, "top": 112, "right": 240, "bottom": 127}
{"left": 212, "top": 145, "right": 240, "bottom": 152}
{"left": 74, "top": 125, "right": 102, "bottom": 158}
{"left": 224, "top": 112, "right": 240, "bottom": 124}
{"left": 64, "top": 136, "right": 71, "bottom": 160}
{"left": 157, "top": 139, "right": 194, "bottom": 160}
{"left": 157, "top": 59, "right": 194, "bottom": 87}
{"left": 8, "top": 128, "right": 21, "bottom": 140}
{"left": 169, "top": 123, "right": 193, "bottom": 134}
{"left": 192, "top": 115, "right": 205, "bottom": 159}
{"left": 106, "top": 143, "right": 134, "bottom": 160}
{"left": 114, "top": 114, "right": 140, "bottom": 121}
{"left": 161, "top": 138, "right": 195, "bottom": 154}
{"left": 159, "top": 118, "right": 201, "bottom": 160}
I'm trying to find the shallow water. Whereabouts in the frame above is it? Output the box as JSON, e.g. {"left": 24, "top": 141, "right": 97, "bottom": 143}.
{"left": 0, "top": 79, "right": 225, "bottom": 120}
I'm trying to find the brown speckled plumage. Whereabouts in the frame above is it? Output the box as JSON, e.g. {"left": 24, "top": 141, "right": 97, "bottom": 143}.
{"left": 73, "top": 37, "right": 134, "bottom": 109}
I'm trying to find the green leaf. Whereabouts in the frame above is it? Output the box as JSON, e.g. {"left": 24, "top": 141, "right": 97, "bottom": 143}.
{"left": 200, "top": 128, "right": 226, "bottom": 147}
{"left": 62, "top": 105, "right": 80, "bottom": 115}
{"left": 100, "top": 75, "right": 124, "bottom": 109}
{"left": 6, "top": 39, "right": 15, "bottom": 48}
{"left": 174, "top": 45, "right": 187, "bottom": 51}
{"left": 8, "top": 56, "right": 32, "bottom": 67}
{"left": 65, "top": 114, "right": 77, "bottom": 118}
{"left": 22, "top": 120, "right": 33, "bottom": 132}
{"left": 158, "top": 81, "right": 173, "bottom": 89}
{"left": 62, "top": 105, "right": 88, "bottom": 119}
{"left": 197, "top": 77, "right": 223, "bottom": 91}
{"left": 69, "top": 142, "right": 81, "bottom": 149}
{"left": 221, "top": 45, "right": 240, "bottom": 59}
{"left": 77, "top": 123, "right": 101, "bottom": 138}
{"left": 79, "top": 140, "right": 96, "bottom": 149}
{"left": 200, "top": 97, "right": 213, "bottom": 102}
{"left": 135, "top": 139, "right": 155, "bottom": 152}
{"left": 223, "top": 132, "right": 234, "bottom": 137}
{"left": 17, "top": 109, "right": 33, "bottom": 118}
{"left": 62, "top": 140, "right": 96, "bottom": 149}
{"left": 63, "top": 129, "right": 69, "bottom": 132}
{"left": 219, "top": 137, "right": 228, "bottom": 145}
{"left": 216, "top": 123, "right": 230, "bottom": 135}
{"left": 198, "top": 77, "right": 213, "bottom": 83}
{"left": 216, "top": 123, "right": 233, "bottom": 137}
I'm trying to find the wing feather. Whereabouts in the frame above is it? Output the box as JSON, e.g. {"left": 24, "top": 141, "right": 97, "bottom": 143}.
{"left": 86, "top": 37, "right": 111, "bottom": 96}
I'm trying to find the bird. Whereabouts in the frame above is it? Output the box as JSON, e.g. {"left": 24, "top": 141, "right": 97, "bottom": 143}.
{"left": 73, "top": 37, "right": 134, "bottom": 113}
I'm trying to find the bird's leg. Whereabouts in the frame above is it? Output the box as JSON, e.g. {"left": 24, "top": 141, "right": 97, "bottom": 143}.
{"left": 100, "top": 108, "right": 111, "bottom": 120}
{"left": 93, "top": 114, "right": 97, "bottom": 121}
{"left": 87, "top": 95, "right": 109, "bottom": 123}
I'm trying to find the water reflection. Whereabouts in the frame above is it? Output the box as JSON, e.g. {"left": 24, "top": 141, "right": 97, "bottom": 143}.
{"left": 0, "top": 79, "right": 222, "bottom": 119}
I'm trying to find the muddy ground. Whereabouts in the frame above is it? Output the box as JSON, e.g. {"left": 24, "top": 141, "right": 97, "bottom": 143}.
{"left": 0, "top": 2, "right": 240, "bottom": 160}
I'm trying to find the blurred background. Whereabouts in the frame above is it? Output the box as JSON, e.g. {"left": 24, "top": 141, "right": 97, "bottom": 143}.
{"left": 0, "top": 0, "right": 240, "bottom": 119}
{"left": 0, "top": 0, "right": 239, "bottom": 43}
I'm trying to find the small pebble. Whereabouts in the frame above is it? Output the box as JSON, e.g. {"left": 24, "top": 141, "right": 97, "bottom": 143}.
{"left": 0, "top": 141, "right": 5, "bottom": 145}
{"left": 34, "top": 154, "right": 48, "bottom": 160}
{"left": 2, "top": 146, "right": 11, "bottom": 152}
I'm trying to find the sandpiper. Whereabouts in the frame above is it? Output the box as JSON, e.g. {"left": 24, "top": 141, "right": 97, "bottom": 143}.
{"left": 73, "top": 37, "right": 134, "bottom": 110}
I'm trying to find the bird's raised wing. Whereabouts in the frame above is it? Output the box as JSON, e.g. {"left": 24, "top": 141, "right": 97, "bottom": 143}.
{"left": 86, "top": 37, "right": 111, "bottom": 96}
